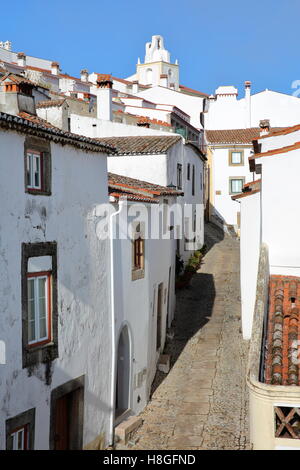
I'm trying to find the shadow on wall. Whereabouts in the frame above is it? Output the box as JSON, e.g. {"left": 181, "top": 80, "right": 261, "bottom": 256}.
{"left": 150, "top": 271, "right": 216, "bottom": 396}
{"left": 204, "top": 218, "right": 225, "bottom": 254}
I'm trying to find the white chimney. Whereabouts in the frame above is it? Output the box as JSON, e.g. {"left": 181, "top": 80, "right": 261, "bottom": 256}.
{"left": 160, "top": 74, "right": 168, "bottom": 88}
{"left": 80, "top": 69, "right": 89, "bottom": 82}
{"left": 17, "top": 52, "right": 26, "bottom": 67}
{"left": 51, "top": 61, "right": 60, "bottom": 75}
{"left": 96, "top": 74, "right": 113, "bottom": 121}
{"left": 132, "top": 80, "right": 139, "bottom": 94}
{"left": 244, "top": 80, "right": 251, "bottom": 128}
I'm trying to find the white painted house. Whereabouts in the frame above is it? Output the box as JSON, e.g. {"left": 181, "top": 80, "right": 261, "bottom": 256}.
{"left": 107, "top": 173, "right": 182, "bottom": 420}
{"left": 0, "top": 111, "right": 116, "bottom": 450}
{"left": 235, "top": 125, "right": 300, "bottom": 449}
{"left": 105, "top": 135, "right": 206, "bottom": 264}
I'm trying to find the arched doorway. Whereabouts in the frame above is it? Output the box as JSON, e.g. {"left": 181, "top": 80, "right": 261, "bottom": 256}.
{"left": 115, "top": 326, "right": 131, "bottom": 419}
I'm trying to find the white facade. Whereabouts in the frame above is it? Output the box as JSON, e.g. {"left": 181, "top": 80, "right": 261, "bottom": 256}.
{"left": 207, "top": 84, "right": 300, "bottom": 130}
{"left": 0, "top": 124, "right": 113, "bottom": 449}
{"left": 107, "top": 141, "right": 206, "bottom": 263}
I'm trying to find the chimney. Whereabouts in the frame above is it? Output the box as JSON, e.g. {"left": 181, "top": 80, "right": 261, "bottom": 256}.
{"left": 244, "top": 80, "right": 251, "bottom": 128}
{"left": 80, "top": 69, "right": 89, "bottom": 82}
{"left": 51, "top": 61, "right": 60, "bottom": 75}
{"left": 132, "top": 80, "right": 139, "bottom": 94}
{"left": 259, "top": 119, "right": 270, "bottom": 136}
{"left": 17, "top": 52, "right": 26, "bottom": 67}
{"left": 160, "top": 73, "right": 168, "bottom": 88}
{"left": 137, "top": 117, "right": 150, "bottom": 128}
{"left": 96, "top": 74, "right": 113, "bottom": 121}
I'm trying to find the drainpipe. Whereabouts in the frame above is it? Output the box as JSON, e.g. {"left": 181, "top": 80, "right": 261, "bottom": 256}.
{"left": 108, "top": 198, "right": 126, "bottom": 445}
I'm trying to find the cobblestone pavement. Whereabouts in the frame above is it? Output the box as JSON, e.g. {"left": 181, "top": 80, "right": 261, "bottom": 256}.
{"left": 122, "top": 223, "right": 250, "bottom": 450}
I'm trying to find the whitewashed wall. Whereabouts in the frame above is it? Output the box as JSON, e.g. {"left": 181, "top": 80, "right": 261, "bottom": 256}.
{"left": 239, "top": 192, "right": 261, "bottom": 339}
{"left": 0, "top": 130, "right": 112, "bottom": 449}
{"left": 211, "top": 146, "right": 254, "bottom": 226}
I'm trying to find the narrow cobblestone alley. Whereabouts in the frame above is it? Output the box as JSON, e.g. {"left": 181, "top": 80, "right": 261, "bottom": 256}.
{"left": 120, "top": 223, "right": 250, "bottom": 450}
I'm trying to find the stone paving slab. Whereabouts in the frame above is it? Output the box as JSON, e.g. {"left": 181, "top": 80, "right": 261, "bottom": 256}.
{"left": 117, "top": 223, "right": 250, "bottom": 451}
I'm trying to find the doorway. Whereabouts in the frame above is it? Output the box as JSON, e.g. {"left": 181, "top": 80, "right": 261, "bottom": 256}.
{"left": 50, "top": 376, "right": 84, "bottom": 450}
{"left": 156, "top": 283, "right": 163, "bottom": 351}
{"left": 115, "top": 326, "right": 131, "bottom": 420}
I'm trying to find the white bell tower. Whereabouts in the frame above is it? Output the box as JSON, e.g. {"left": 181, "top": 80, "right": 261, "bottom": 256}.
{"left": 136, "top": 35, "right": 179, "bottom": 90}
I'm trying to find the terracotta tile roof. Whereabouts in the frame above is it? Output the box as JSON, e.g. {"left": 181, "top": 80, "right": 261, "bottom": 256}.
{"left": 36, "top": 99, "right": 66, "bottom": 109}
{"left": 206, "top": 128, "right": 285, "bottom": 144}
{"left": 258, "top": 123, "right": 300, "bottom": 140}
{"left": 109, "top": 190, "right": 159, "bottom": 204}
{"left": 179, "top": 84, "right": 209, "bottom": 97}
{"left": 249, "top": 141, "right": 300, "bottom": 162}
{"left": 264, "top": 275, "right": 300, "bottom": 386}
{"left": 0, "top": 72, "right": 35, "bottom": 86}
{"left": 108, "top": 173, "right": 183, "bottom": 197}
{"left": 98, "top": 135, "right": 181, "bottom": 155}
{"left": 0, "top": 112, "right": 115, "bottom": 153}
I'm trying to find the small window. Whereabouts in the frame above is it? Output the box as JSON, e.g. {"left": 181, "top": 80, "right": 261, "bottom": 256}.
{"left": 177, "top": 164, "right": 182, "bottom": 190}
{"left": 26, "top": 151, "right": 42, "bottom": 190}
{"left": 187, "top": 164, "right": 190, "bottom": 181}
{"left": 22, "top": 242, "right": 58, "bottom": 369}
{"left": 24, "top": 137, "right": 51, "bottom": 196}
{"left": 229, "top": 150, "right": 244, "bottom": 165}
{"left": 27, "top": 272, "right": 51, "bottom": 346}
{"left": 10, "top": 425, "right": 29, "bottom": 450}
{"left": 229, "top": 178, "right": 244, "bottom": 194}
{"left": 134, "top": 237, "right": 144, "bottom": 270}
{"left": 6, "top": 408, "right": 35, "bottom": 450}
{"left": 192, "top": 165, "right": 195, "bottom": 196}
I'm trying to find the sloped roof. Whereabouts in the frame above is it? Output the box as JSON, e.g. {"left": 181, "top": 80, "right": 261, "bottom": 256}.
{"left": 231, "top": 179, "right": 261, "bottom": 200}
{"left": 264, "top": 275, "right": 300, "bottom": 386}
{"left": 206, "top": 128, "right": 285, "bottom": 144}
{"left": 36, "top": 99, "right": 66, "bottom": 109}
{"left": 108, "top": 172, "right": 183, "bottom": 196}
{"left": 0, "top": 112, "right": 115, "bottom": 153}
{"left": 99, "top": 135, "right": 181, "bottom": 155}
{"left": 0, "top": 72, "right": 35, "bottom": 86}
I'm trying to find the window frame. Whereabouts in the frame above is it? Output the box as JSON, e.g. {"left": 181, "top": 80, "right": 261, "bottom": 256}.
{"left": 228, "top": 149, "right": 244, "bottom": 166}
{"left": 27, "top": 271, "right": 52, "bottom": 348}
{"left": 10, "top": 424, "right": 29, "bottom": 450}
{"left": 21, "top": 242, "right": 58, "bottom": 370}
{"left": 24, "top": 136, "right": 52, "bottom": 196}
{"left": 187, "top": 163, "right": 190, "bottom": 181}
{"left": 6, "top": 408, "right": 35, "bottom": 450}
{"left": 133, "top": 237, "right": 144, "bottom": 270}
{"left": 177, "top": 163, "right": 182, "bottom": 190}
{"left": 26, "top": 150, "right": 43, "bottom": 191}
{"left": 192, "top": 165, "right": 195, "bottom": 196}
{"left": 229, "top": 177, "right": 245, "bottom": 195}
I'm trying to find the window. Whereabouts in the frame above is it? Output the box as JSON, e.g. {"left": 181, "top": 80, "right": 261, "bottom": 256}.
{"left": 229, "top": 178, "right": 244, "bottom": 194}
{"left": 134, "top": 237, "right": 144, "bottom": 270}
{"left": 229, "top": 150, "right": 244, "bottom": 166}
{"left": 132, "top": 224, "right": 145, "bottom": 281}
{"left": 187, "top": 163, "right": 190, "bottom": 181}
{"left": 26, "top": 151, "right": 42, "bottom": 190}
{"left": 192, "top": 165, "right": 195, "bottom": 196}
{"left": 6, "top": 408, "right": 35, "bottom": 450}
{"left": 21, "top": 242, "right": 58, "bottom": 369}
{"left": 10, "top": 425, "right": 29, "bottom": 450}
{"left": 177, "top": 164, "right": 182, "bottom": 190}
{"left": 27, "top": 272, "right": 51, "bottom": 346}
{"left": 275, "top": 407, "right": 300, "bottom": 439}
{"left": 24, "top": 136, "right": 51, "bottom": 196}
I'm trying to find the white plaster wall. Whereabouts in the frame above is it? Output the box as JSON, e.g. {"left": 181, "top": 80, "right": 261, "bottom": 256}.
{"left": 239, "top": 192, "right": 261, "bottom": 339}
{"left": 0, "top": 129, "right": 112, "bottom": 449}
{"left": 212, "top": 146, "right": 254, "bottom": 226}
{"left": 108, "top": 154, "right": 168, "bottom": 186}
{"left": 206, "top": 95, "right": 245, "bottom": 130}
{"left": 260, "top": 150, "right": 300, "bottom": 277}
{"left": 112, "top": 200, "right": 176, "bottom": 414}
{"left": 137, "top": 86, "right": 204, "bottom": 129}
{"left": 37, "top": 105, "right": 68, "bottom": 131}
{"left": 70, "top": 114, "right": 172, "bottom": 138}
{"left": 258, "top": 130, "right": 300, "bottom": 153}
{"left": 123, "top": 105, "right": 170, "bottom": 123}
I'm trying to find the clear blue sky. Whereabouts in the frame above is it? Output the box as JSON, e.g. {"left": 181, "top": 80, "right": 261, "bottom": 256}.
{"left": 2, "top": 0, "right": 300, "bottom": 97}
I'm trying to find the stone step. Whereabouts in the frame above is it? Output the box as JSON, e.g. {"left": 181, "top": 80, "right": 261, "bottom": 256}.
{"left": 114, "top": 415, "right": 143, "bottom": 445}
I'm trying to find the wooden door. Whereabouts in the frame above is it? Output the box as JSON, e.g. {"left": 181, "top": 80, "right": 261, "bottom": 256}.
{"left": 54, "top": 395, "right": 69, "bottom": 450}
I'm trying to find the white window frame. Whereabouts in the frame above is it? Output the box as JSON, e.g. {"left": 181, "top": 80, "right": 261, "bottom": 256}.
{"left": 229, "top": 178, "right": 244, "bottom": 195}
{"left": 10, "top": 425, "right": 28, "bottom": 450}
{"left": 26, "top": 151, "right": 42, "bottom": 190}
{"left": 27, "top": 274, "right": 50, "bottom": 345}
